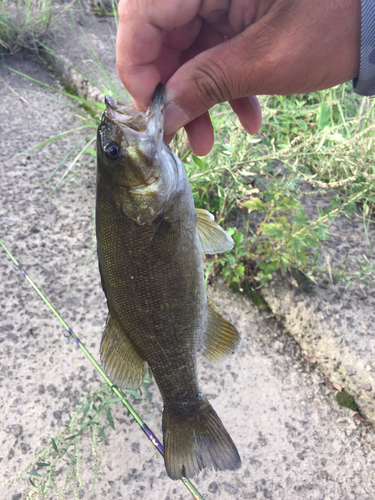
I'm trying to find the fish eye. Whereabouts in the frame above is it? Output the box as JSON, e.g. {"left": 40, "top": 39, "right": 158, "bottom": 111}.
{"left": 104, "top": 142, "right": 121, "bottom": 162}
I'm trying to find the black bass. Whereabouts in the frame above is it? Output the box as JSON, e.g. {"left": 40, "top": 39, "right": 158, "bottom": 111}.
{"left": 96, "top": 84, "right": 241, "bottom": 480}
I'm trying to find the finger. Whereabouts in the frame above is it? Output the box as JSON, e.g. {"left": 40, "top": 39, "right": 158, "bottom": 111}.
{"left": 116, "top": 0, "right": 201, "bottom": 108}
{"left": 164, "top": 133, "right": 176, "bottom": 144}
{"left": 164, "top": 112, "right": 214, "bottom": 155}
{"left": 163, "top": 31, "right": 262, "bottom": 135}
{"left": 155, "top": 45, "right": 181, "bottom": 87}
{"left": 185, "top": 112, "right": 214, "bottom": 156}
{"left": 229, "top": 96, "right": 262, "bottom": 134}
{"left": 163, "top": 21, "right": 229, "bottom": 136}
{"left": 163, "top": 17, "right": 203, "bottom": 52}
{"left": 164, "top": 98, "right": 261, "bottom": 155}
{"left": 116, "top": 20, "right": 163, "bottom": 109}
{"left": 157, "top": 18, "right": 203, "bottom": 84}
{"left": 179, "top": 19, "right": 225, "bottom": 64}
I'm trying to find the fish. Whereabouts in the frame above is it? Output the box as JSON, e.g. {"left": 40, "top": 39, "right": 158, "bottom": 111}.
{"left": 96, "top": 83, "right": 241, "bottom": 480}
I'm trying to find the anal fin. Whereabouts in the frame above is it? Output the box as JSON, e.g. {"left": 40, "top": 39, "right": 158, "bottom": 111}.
{"left": 195, "top": 208, "right": 234, "bottom": 254}
{"left": 201, "top": 301, "right": 241, "bottom": 363}
{"left": 100, "top": 312, "right": 146, "bottom": 390}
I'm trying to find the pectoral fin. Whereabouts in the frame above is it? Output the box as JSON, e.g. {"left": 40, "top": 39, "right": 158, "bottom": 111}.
{"left": 201, "top": 301, "right": 241, "bottom": 363}
{"left": 100, "top": 313, "right": 146, "bottom": 390}
{"left": 141, "top": 217, "right": 180, "bottom": 263}
{"left": 195, "top": 208, "right": 234, "bottom": 254}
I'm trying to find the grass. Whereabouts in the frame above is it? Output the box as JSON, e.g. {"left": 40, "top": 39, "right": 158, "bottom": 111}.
{"left": 5, "top": 385, "right": 113, "bottom": 499}
{"left": 0, "top": 0, "right": 64, "bottom": 53}
{"left": 3, "top": 0, "right": 375, "bottom": 296}
{"left": 88, "top": 0, "right": 118, "bottom": 18}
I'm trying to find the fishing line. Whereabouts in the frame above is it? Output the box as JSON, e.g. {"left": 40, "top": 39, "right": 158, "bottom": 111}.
{"left": 0, "top": 239, "right": 205, "bottom": 500}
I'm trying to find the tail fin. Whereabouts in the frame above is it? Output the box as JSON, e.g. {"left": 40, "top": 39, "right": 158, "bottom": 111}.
{"left": 162, "top": 395, "right": 241, "bottom": 480}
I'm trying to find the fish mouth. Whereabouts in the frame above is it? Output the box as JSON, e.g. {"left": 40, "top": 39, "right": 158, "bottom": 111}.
{"left": 104, "top": 96, "right": 147, "bottom": 132}
{"left": 148, "top": 84, "right": 165, "bottom": 116}
{"left": 146, "top": 84, "right": 165, "bottom": 152}
{"left": 103, "top": 85, "right": 165, "bottom": 150}
{"left": 105, "top": 84, "right": 165, "bottom": 114}
{"left": 104, "top": 94, "right": 118, "bottom": 111}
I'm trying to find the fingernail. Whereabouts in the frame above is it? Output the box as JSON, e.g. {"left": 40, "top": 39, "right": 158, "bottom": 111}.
{"left": 164, "top": 103, "right": 189, "bottom": 135}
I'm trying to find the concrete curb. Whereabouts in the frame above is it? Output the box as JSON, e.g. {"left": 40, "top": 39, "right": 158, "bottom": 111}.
{"left": 262, "top": 275, "right": 375, "bottom": 424}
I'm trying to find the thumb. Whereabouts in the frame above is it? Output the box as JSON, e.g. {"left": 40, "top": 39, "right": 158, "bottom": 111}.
{"left": 163, "top": 31, "right": 263, "bottom": 135}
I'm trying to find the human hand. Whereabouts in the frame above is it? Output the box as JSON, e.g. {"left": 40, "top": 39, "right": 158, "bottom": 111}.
{"left": 116, "top": 0, "right": 360, "bottom": 155}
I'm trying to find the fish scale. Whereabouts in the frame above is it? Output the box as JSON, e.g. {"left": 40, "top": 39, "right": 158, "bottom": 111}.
{"left": 97, "top": 191, "right": 202, "bottom": 398}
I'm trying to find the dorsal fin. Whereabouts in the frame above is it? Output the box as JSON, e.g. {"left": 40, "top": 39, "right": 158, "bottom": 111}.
{"left": 195, "top": 208, "right": 234, "bottom": 254}
{"left": 100, "top": 312, "right": 146, "bottom": 390}
{"left": 201, "top": 301, "right": 241, "bottom": 363}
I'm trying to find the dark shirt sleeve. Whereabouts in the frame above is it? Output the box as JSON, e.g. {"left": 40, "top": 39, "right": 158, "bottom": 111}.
{"left": 353, "top": 0, "right": 375, "bottom": 96}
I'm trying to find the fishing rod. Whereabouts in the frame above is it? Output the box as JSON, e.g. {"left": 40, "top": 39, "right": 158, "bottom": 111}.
{"left": 0, "top": 239, "right": 205, "bottom": 500}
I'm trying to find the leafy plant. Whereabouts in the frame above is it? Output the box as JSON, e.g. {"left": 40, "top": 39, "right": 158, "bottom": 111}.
{"left": 88, "top": 0, "right": 118, "bottom": 18}
{"left": 220, "top": 228, "right": 247, "bottom": 289}
{"left": 186, "top": 85, "right": 375, "bottom": 291}
{"left": 4, "top": 385, "right": 112, "bottom": 498}
{"left": 3, "top": 383, "right": 154, "bottom": 499}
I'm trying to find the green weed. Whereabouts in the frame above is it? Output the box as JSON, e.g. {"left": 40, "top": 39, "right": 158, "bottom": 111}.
{"left": 185, "top": 85, "right": 375, "bottom": 290}
{"left": 3, "top": 382, "right": 153, "bottom": 499}
{"left": 0, "top": 0, "right": 72, "bottom": 53}
{"left": 88, "top": 0, "right": 118, "bottom": 19}
{"left": 336, "top": 391, "right": 357, "bottom": 411}
{"left": 4, "top": 385, "right": 112, "bottom": 498}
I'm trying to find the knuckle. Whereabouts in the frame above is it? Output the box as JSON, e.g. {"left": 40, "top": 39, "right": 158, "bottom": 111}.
{"left": 192, "top": 60, "right": 234, "bottom": 108}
